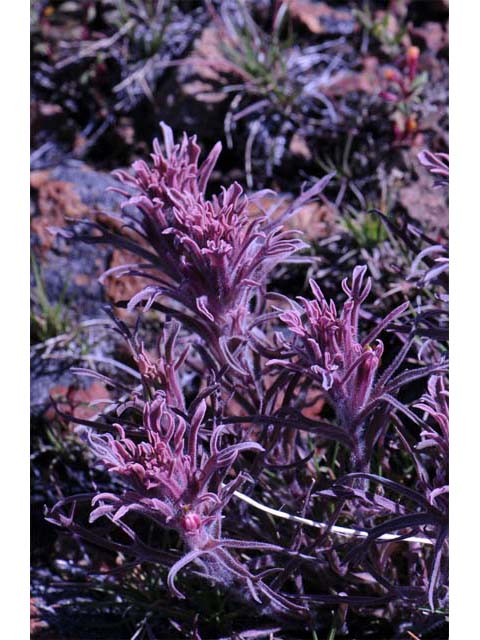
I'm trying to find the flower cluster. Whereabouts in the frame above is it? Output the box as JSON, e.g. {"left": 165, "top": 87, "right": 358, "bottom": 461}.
{"left": 49, "top": 378, "right": 306, "bottom": 614}
{"left": 47, "top": 313, "right": 307, "bottom": 615}
{"left": 268, "top": 266, "right": 444, "bottom": 467}
{"left": 84, "top": 391, "right": 279, "bottom": 595}
{"left": 47, "top": 124, "right": 449, "bottom": 622}
{"left": 99, "top": 123, "right": 327, "bottom": 349}
{"left": 133, "top": 320, "right": 189, "bottom": 410}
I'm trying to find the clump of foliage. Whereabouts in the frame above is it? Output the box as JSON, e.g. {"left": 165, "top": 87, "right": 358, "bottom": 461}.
{"left": 30, "top": 0, "right": 207, "bottom": 164}
{"left": 45, "top": 124, "right": 448, "bottom": 638}
{"left": 187, "top": 0, "right": 347, "bottom": 186}
{"left": 31, "top": 253, "right": 70, "bottom": 343}
{"left": 354, "top": 2, "right": 409, "bottom": 57}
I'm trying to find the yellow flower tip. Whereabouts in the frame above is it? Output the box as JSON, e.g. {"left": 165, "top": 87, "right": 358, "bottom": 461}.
{"left": 406, "top": 115, "right": 418, "bottom": 133}
{"left": 384, "top": 68, "right": 397, "bottom": 81}
{"left": 406, "top": 46, "right": 420, "bottom": 63}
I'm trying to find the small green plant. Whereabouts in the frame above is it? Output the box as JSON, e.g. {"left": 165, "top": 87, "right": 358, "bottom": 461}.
{"left": 354, "top": 2, "right": 408, "bottom": 57}
{"left": 30, "top": 254, "right": 69, "bottom": 344}
{"left": 342, "top": 207, "right": 388, "bottom": 250}
{"left": 216, "top": 1, "right": 294, "bottom": 106}
{"left": 193, "top": 0, "right": 342, "bottom": 185}
{"left": 111, "top": 0, "right": 176, "bottom": 59}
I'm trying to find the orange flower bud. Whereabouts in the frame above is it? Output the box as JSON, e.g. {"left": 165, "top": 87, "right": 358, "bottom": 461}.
{"left": 406, "top": 46, "right": 420, "bottom": 64}
{"left": 384, "top": 68, "right": 397, "bottom": 81}
{"left": 406, "top": 115, "right": 418, "bottom": 133}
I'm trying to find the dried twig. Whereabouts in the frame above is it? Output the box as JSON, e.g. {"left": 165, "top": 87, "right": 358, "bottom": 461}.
{"left": 55, "top": 19, "right": 136, "bottom": 70}
{"left": 233, "top": 489, "right": 435, "bottom": 546}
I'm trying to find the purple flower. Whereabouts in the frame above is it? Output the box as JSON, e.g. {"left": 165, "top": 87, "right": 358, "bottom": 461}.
{"left": 49, "top": 388, "right": 305, "bottom": 615}
{"left": 98, "top": 123, "right": 329, "bottom": 353}
{"left": 86, "top": 392, "right": 256, "bottom": 544}
{"left": 270, "top": 267, "right": 403, "bottom": 420}
{"left": 133, "top": 320, "right": 189, "bottom": 411}
{"left": 268, "top": 266, "right": 445, "bottom": 467}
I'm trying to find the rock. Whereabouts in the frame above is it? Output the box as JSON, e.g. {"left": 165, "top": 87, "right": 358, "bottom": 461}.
{"left": 248, "top": 193, "right": 337, "bottom": 241}
{"left": 31, "top": 161, "right": 125, "bottom": 320}
{"left": 322, "top": 56, "right": 381, "bottom": 97}
{"left": 286, "top": 1, "right": 358, "bottom": 35}
{"left": 30, "top": 597, "right": 49, "bottom": 637}
{"left": 411, "top": 21, "right": 448, "bottom": 54}
{"left": 399, "top": 170, "right": 448, "bottom": 232}
{"left": 30, "top": 162, "right": 127, "bottom": 415}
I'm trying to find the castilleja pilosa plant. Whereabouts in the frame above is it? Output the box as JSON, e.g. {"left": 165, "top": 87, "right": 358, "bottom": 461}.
{"left": 48, "top": 319, "right": 307, "bottom": 615}
{"left": 84, "top": 393, "right": 301, "bottom": 612}
{"left": 267, "top": 266, "right": 443, "bottom": 470}
{"left": 48, "top": 124, "right": 448, "bottom": 620}
{"left": 69, "top": 122, "right": 332, "bottom": 365}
